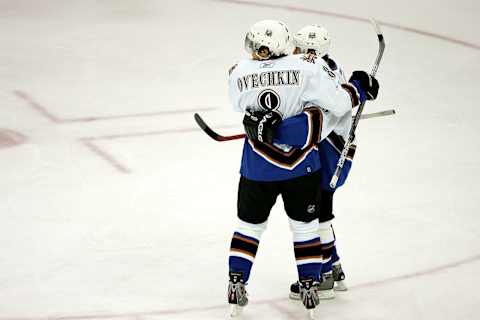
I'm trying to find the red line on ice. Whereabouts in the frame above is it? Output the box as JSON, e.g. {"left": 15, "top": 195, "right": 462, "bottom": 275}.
{"left": 2, "top": 253, "right": 479, "bottom": 320}
{"left": 79, "top": 124, "right": 240, "bottom": 173}
{"left": 85, "top": 124, "right": 240, "bottom": 141}
{"left": 13, "top": 90, "right": 61, "bottom": 123}
{"left": 12, "top": 89, "right": 222, "bottom": 173}
{"left": 0, "top": 129, "right": 27, "bottom": 149}
{"left": 13, "top": 90, "right": 216, "bottom": 123}
{"left": 268, "top": 301, "right": 299, "bottom": 320}
{"left": 80, "top": 138, "right": 131, "bottom": 174}
{"left": 61, "top": 107, "right": 217, "bottom": 123}
{"left": 214, "top": 0, "right": 480, "bottom": 50}
{"left": 353, "top": 253, "right": 480, "bottom": 289}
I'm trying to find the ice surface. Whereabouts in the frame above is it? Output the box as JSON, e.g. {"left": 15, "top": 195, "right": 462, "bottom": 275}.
{"left": 0, "top": 0, "right": 479, "bottom": 319}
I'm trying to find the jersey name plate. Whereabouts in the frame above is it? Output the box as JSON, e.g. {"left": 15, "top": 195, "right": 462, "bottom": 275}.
{"left": 237, "top": 70, "right": 301, "bottom": 92}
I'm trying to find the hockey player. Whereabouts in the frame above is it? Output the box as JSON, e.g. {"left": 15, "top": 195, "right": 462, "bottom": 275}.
{"left": 281, "top": 24, "right": 377, "bottom": 300}
{"left": 226, "top": 20, "right": 379, "bottom": 317}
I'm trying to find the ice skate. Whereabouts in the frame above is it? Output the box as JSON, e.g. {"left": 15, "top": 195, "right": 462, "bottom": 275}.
{"left": 289, "top": 272, "right": 335, "bottom": 300}
{"left": 317, "top": 272, "right": 335, "bottom": 299}
{"left": 289, "top": 281, "right": 301, "bottom": 300}
{"left": 332, "top": 263, "right": 348, "bottom": 291}
{"left": 228, "top": 272, "right": 248, "bottom": 317}
{"left": 299, "top": 278, "right": 320, "bottom": 319}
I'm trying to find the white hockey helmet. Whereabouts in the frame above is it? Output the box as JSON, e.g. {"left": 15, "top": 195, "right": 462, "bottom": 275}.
{"left": 294, "top": 24, "right": 331, "bottom": 57}
{"left": 244, "top": 20, "right": 291, "bottom": 59}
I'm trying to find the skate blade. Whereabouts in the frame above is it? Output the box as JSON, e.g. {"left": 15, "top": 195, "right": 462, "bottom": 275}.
{"left": 289, "top": 292, "right": 300, "bottom": 300}
{"left": 229, "top": 304, "right": 243, "bottom": 318}
{"left": 318, "top": 289, "right": 335, "bottom": 300}
{"left": 308, "top": 308, "right": 319, "bottom": 320}
{"left": 334, "top": 280, "right": 348, "bottom": 291}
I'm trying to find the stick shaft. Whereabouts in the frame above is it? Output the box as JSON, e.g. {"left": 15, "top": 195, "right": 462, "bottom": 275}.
{"left": 195, "top": 108, "right": 394, "bottom": 142}
{"left": 359, "top": 109, "right": 395, "bottom": 120}
{"left": 329, "top": 19, "right": 386, "bottom": 189}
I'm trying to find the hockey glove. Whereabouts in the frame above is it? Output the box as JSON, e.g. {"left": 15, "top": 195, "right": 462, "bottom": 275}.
{"left": 349, "top": 70, "right": 379, "bottom": 104}
{"left": 243, "top": 109, "right": 282, "bottom": 144}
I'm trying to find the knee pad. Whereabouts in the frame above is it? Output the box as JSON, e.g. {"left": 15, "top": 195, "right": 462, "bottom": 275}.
{"left": 235, "top": 218, "right": 268, "bottom": 240}
{"left": 288, "top": 218, "right": 319, "bottom": 242}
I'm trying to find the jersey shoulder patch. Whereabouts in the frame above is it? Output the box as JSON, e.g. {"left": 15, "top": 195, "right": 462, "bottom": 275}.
{"left": 300, "top": 53, "right": 317, "bottom": 64}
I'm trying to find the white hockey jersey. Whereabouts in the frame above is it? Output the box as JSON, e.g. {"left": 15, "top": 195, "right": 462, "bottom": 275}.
{"left": 315, "top": 58, "right": 353, "bottom": 141}
{"left": 228, "top": 54, "right": 357, "bottom": 120}
{"left": 229, "top": 54, "right": 360, "bottom": 182}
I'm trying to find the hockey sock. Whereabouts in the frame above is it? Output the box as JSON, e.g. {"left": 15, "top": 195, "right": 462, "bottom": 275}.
{"left": 229, "top": 220, "right": 266, "bottom": 283}
{"left": 294, "top": 237, "right": 323, "bottom": 281}
{"left": 332, "top": 245, "right": 340, "bottom": 265}
{"left": 229, "top": 232, "right": 259, "bottom": 283}
{"left": 331, "top": 224, "right": 341, "bottom": 265}
{"left": 320, "top": 241, "right": 335, "bottom": 274}
{"left": 290, "top": 219, "right": 323, "bottom": 281}
{"left": 319, "top": 221, "right": 335, "bottom": 274}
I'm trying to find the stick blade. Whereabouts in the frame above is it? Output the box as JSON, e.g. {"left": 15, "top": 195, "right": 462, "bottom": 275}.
{"left": 194, "top": 113, "right": 208, "bottom": 131}
{"left": 369, "top": 18, "right": 385, "bottom": 50}
{"left": 194, "top": 113, "right": 221, "bottom": 141}
{"left": 369, "top": 18, "right": 382, "bottom": 36}
{"left": 194, "top": 113, "right": 246, "bottom": 142}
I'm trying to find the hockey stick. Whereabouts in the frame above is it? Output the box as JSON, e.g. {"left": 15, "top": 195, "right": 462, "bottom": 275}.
{"left": 358, "top": 108, "right": 395, "bottom": 120}
{"left": 329, "top": 19, "right": 385, "bottom": 188}
{"left": 194, "top": 108, "right": 394, "bottom": 142}
{"left": 194, "top": 113, "right": 245, "bottom": 142}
